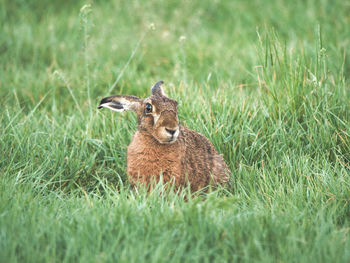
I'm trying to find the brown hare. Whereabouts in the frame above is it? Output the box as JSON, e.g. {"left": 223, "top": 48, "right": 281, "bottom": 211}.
{"left": 98, "top": 81, "right": 230, "bottom": 191}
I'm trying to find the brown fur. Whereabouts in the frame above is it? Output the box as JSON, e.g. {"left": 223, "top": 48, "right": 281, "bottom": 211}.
{"left": 98, "top": 81, "right": 230, "bottom": 191}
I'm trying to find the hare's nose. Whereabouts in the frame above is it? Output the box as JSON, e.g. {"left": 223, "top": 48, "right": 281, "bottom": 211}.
{"left": 165, "top": 128, "right": 177, "bottom": 136}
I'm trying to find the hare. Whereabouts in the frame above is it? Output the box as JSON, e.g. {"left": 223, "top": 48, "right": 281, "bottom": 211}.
{"left": 98, "top": 81, "right": 230, "bottom": 191}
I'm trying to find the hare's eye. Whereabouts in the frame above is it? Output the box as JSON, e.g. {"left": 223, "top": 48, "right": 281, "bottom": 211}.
{"left": 145, "top": 103, "right": 153, "bottom": 113}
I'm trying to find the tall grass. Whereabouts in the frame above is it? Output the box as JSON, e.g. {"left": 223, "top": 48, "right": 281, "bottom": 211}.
{"left": 0, "top": 0, "right": 349, "bottom": 262}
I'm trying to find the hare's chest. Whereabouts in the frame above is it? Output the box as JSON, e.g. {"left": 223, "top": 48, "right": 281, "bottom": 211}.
{"left": 126, "top": 139, "right": 183, "bottom": 185}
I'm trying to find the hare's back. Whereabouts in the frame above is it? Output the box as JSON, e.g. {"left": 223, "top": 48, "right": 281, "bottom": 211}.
{"left": 179, "top": 126, "right": 230, "bottom": 190}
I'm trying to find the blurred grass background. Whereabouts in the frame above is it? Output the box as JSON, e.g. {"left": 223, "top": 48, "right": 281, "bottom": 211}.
{"left": 0, "top": 0, "right": 349, "bottom": 262}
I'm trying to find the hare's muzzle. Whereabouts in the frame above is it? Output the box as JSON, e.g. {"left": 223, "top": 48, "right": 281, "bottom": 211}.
{"left": 163, "top": 126, "right": 179, "bottom": 144}
{"left": 165, "top": 128, "right": 177, "bottom": 136}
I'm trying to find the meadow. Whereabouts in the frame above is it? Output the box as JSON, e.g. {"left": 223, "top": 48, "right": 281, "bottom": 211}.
{"left": 0, "top": 0, "right": 349, "bottom": 262}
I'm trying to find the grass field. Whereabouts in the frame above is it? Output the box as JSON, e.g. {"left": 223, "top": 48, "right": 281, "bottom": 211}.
{"left": 1, "top": 0, "right": 350, "bottom": 262}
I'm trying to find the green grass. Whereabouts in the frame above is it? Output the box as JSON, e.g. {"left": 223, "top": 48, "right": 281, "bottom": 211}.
{"left": 1, "top": 0, "right": 350, "bottom": 262}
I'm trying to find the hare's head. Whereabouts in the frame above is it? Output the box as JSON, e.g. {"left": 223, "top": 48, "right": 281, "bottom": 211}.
{"left": 98, "top": 81, "right": 179, "bottom": 144}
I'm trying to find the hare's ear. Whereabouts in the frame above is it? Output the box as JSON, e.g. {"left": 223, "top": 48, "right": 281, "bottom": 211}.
{"left": 151, "top": 80, "right": 165, "bottom": 97}
{"left": 98, "top": 95, "right": 141, "bottom": 113}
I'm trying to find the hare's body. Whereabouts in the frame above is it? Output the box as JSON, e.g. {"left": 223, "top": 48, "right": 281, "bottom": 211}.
{"left": 98, "top": 81, "right": 231, "bottom": 191}
{"left": 128, "top": 126, "right": 229, "bottom": 191}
